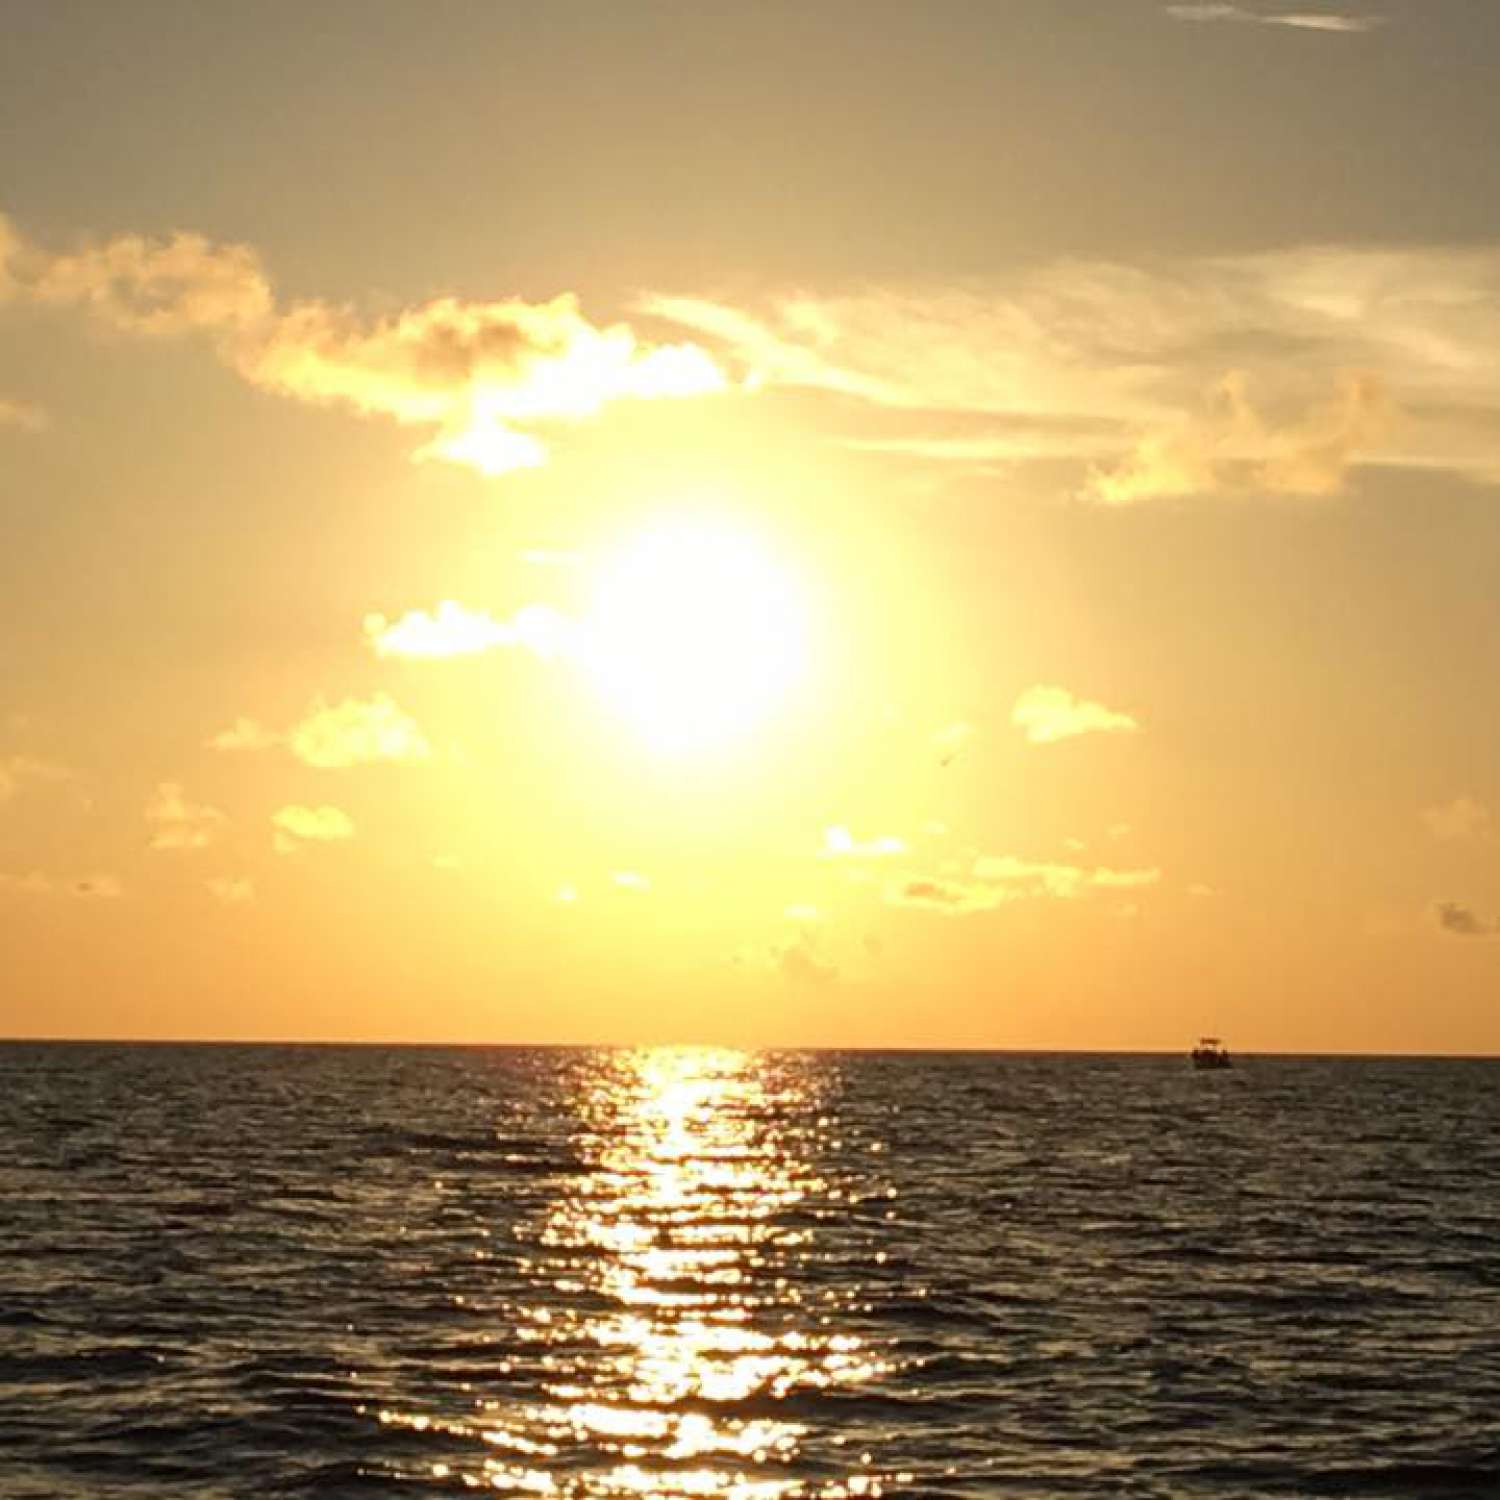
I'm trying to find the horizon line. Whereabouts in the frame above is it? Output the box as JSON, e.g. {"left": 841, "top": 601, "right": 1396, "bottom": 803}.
{"left": 5, "top": 1036, "right": 1499, "bottom": 1061}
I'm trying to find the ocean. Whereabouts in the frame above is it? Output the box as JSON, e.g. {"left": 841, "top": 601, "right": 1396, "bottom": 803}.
{"left": 3, "top": 1043, "right": 1499, "bottom": 1498}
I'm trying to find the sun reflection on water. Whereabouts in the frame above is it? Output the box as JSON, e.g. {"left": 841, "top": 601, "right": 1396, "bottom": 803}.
{"left": 375, "top": 1047, "right": 892, "bottom": 1496}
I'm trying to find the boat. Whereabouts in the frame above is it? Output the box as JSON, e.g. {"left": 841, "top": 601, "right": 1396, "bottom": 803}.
{"left": 1190, "top": 1036, "right": 1232, "bottom": 1070}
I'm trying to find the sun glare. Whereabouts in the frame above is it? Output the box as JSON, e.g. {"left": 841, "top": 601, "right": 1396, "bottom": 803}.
{"left": 583, "top": 520, "right": 809, "bottom": 755}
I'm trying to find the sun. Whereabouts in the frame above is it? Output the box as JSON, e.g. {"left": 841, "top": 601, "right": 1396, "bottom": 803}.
{"left": 582, "top": 518, "right": 809, "bottom": 755}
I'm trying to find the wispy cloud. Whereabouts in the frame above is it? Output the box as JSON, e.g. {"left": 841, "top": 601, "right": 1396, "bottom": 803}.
{"left": 1164, "top": 4, "right": 1384, "bottom": 32}
{"left": 886, "top": 876, "right": 1010, "bottom": 915}
{"left": 1423, "top": 797, "right": 1491, "bottom": 842}
{"left": 972, "top": 854, "right": 1161, "bottom": 898}
{"left": 888, "top": 855, "right": 1160, "bottom": 915}
{"left": 0, "top": 396, "right": 47, "bottom": 432}
{"left": 0, "top": 754, "right": 72, "bottom": 802}
{"left": 0, "top": 870, "right": 123, "bottom": 899}
{"left": 145, "top": 781, "right": 226, "bottom": 851}
{"left": 10, "top": 212, "right": 727, "bottom": 476}
{"left": 206, "top": 875, "right": 255, "bottom": 904}
{"left": 775, "top": 931, "right": 839, "bottom": 987}
{"left": 646, "top": 243, "right": 1500, "bottom": 498}
{"left": 933, "top": 721, "right": 976, "bottom": 766}
{"left": 1434, "top": 901, "right": 1499, "bottom": 938}
{"left": 1011, "top": 686, "right": 1139, "bottom": 745}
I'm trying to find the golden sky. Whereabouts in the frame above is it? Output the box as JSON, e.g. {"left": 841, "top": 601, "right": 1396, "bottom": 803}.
{"left": 2, "top": 0, "right": 1498, "bottom": 1050}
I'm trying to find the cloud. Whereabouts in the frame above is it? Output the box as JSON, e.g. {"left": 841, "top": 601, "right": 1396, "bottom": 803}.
{"left": 0, "top": 754, "right": 72, "bottom": 802}
{"left": 0, "top": 396, "right": 47, "bottom": 432}
{"left": 0, "top": 213, "right": 21, "bottom": 304}
{"left": 271, "top": 804, "right": 354, "bottom": 849}
{"left": 886, "top": 876, "right": 1010, "bottom": 915}
{"left": 206, "top": 716, "right": 283, "bottom": 752}
{"left": 145, "top": 781, "right": 226, "bottom": 851}
{"left": 1012, "top": 685, "right": 1139, "bottom": 744}
{"left": 775, "top": 932, "right": 839, "bottom": 987}
{"left": 206, "top": 875, "right": 254, "bottom": 904}
{"left": 1163, "top": 4, "right": 1383, "bottom": 31}
{"left": 612, "top": 870, "right": 651, "bottom": 892}
{"left": 31, "top": 228, "right": 273, "bottom": 335}
{"left": 0, "top": 870, "right": 122, "bottom": 899}
{"left": 645, "top": 244, "right": 1500, "bottom": 497}
{"left": 973, "top": 854, "right": 1161, "bottom": 897}
{"left": 8, "top": 211, "right": 726, "bottom": 476}
{"left": 823, "top": 825, "right": 907, "bottom": 858}
{"left": 287, "top": 694, "right": 431, "bottom": 768}
{"left": 364, "top": 600, "right": 574, "bottom": 660}
{"left": 888, "top": 855, "right": 1161, "bottom": 915}
{"left": 1434, "top": 901, "right": 1499, "bottom": 938}
{"left": 207, "top": 696, "right": 429, "bottom": 770}
{"left": 934, "top": 720, "right": 975, "bottom": 766}
{"left": 1423, "top": 797, "right": 1491, "bottom": 842}
{"left": 241, "top": 293, "right": 728, "bottom": 476}
{"left": 1087, "top": 370, "right": 1387, "bottom": 503}
{"left": 1091, "top": 866, "right": 1164, "bottom": 888}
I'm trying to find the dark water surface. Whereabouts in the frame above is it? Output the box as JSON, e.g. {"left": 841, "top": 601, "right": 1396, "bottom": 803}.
{"left": 4, "top": 1044, "right": 1500, "bottom": 1498}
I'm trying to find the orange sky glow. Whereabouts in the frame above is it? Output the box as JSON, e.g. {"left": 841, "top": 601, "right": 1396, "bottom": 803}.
{"left": 2, "top": 1, "right": 1498, "bottom": 1051}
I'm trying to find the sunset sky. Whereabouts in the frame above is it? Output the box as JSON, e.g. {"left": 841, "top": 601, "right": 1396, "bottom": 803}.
{"left": 3, "top": 0, "right": 1498, "bottom": 1051}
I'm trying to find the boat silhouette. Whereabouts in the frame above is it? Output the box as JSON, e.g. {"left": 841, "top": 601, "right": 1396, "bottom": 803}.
{"left": 1190, "top": 1036, "right": 1232, "bottom": 1070}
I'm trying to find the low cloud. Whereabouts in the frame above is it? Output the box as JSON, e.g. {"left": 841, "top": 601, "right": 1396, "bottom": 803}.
{"left": 10, "top": 212, "right": 726, "bottom": 477}
{"left": 288, "top": 694, "right": 431, "bottom": 768}
{"left": 1434, "top": 901, "right": 1499, "bottom": 938}
{"left": 271, "top": 803, "right": 354, "bottom": 851}
{"left": 612, "top": 870, "right": 651, "bottom": 892}
{"left": 1012, "top": 685, "right": 1139, "bottom": 744}
{"left": 145, "top": 781, "right": 226, "bottom": 851}
{"left": 210, "top": 695, "right": 431, "bottom": 769}
{"left": 206, "top": 716, "right": 282, "bottom": 753}
{"left": 242, "top": 293, "right": 727, "bottom": 477}
{"left": 364, "top": 600, "right": 574, "bottom": 660}
{"left": 824, "top": 825, "right": 907, "bottom": 858}
{"left": 1423, "top": 797, "right": 1491, "bottom": 842}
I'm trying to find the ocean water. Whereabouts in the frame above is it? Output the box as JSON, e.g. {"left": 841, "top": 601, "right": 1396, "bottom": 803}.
{"left": 3, "top": 1045, "right": 1500, "bottom": 1499}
